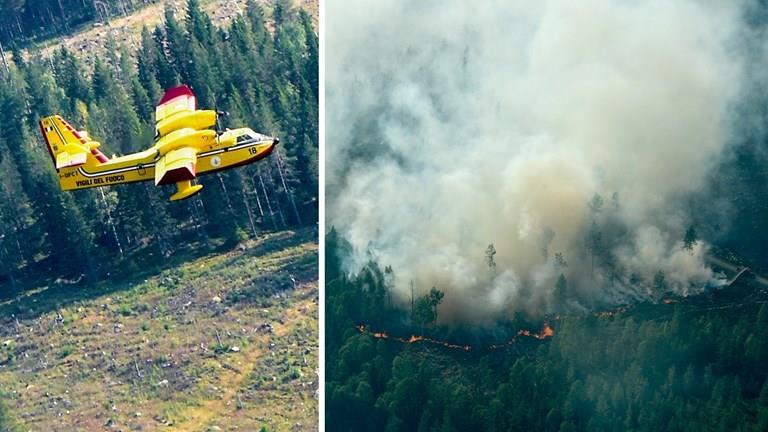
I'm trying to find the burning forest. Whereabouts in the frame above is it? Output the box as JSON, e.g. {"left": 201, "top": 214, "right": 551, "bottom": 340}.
{"left": 353, "top": 322, "right": 555, "bottom": 352}
{"left": 328, "top": 239, "right": 768, "bottom": 431}
{"left": 326, "top": 0, "right": 757, "bottom": 323}
{"left": 326, "top": 0, "right": 768, "bottom": 430}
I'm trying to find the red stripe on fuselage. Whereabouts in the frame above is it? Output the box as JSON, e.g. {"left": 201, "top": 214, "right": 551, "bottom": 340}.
{"left": 91, "top": 149, "right": 108, "bottom": 163}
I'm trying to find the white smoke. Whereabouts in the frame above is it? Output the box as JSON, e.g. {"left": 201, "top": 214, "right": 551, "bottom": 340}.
{"left": 327, "top": 0, "right": 745, "bottom": 322}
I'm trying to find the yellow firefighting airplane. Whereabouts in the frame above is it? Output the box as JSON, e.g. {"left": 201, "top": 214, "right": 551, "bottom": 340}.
{"left": 39, "top": 85, "right": 278, "bottom": 201}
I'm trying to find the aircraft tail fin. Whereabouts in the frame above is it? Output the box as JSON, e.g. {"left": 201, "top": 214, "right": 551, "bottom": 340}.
{"left": 39, "top": 115, "right": 108, "bottom": 170}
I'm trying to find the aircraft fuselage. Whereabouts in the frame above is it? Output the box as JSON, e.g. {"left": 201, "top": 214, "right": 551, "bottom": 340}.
{"left": 57, "top": 128, "right": 276, "bottom": 191}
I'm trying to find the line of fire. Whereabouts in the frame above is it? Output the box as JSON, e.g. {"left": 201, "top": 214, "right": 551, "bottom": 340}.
{"left": 353, "top": 263, "right": 765, "bottom": 354}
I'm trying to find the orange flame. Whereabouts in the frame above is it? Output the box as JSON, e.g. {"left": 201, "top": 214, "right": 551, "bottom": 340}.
{"left": 542, "top": 323, "right": 554, "bottom": 337}
{"left": 516, "top": 323, "right": 554, "bottom": 340}
{"left": 354, "top": 322, "right": 552, "bottom": 352}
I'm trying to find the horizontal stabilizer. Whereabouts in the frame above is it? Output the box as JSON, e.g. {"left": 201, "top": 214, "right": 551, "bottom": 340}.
{"left": 55, "top": 150, "right": 88, "bottom": 169}
{"left": 40, "top": 115, "right": 107, "bottom": 170}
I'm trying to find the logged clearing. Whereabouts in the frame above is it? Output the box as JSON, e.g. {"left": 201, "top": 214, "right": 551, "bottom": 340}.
{"left": 7, "top": 0, "right": 318, "bottom": 67}
{"left": 0, "top": 230, "right": 318, "bottom": 432}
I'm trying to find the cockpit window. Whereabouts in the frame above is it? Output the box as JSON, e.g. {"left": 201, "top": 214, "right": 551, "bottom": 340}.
{"left": 236, "top": 134, "right": 251, "bottom": 144}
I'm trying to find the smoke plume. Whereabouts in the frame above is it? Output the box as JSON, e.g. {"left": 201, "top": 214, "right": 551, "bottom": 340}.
{"left": 327, "top": 0, "right": 747, "bottom": 322}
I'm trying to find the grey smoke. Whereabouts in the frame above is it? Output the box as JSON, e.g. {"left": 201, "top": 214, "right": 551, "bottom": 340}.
{"left": 327, "top": 0, "right": 746, "bottom": 322}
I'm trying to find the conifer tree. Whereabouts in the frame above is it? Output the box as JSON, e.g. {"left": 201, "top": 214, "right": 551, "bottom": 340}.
{"left": 0, "top": 0, "right": 318, "bottom": 290}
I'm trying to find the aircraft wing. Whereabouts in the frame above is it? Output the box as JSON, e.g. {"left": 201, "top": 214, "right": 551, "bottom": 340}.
{"left": 41, "top": 115, "right": 95, "bottom": 169}
{"left": 154, "top": 146, "right": 198, "bottom": 186}
{"left": 155, "top": 85, "right": 216, "bottom": 139}
{"left": 156, "top": 85, "right": 196, "bottom": 125}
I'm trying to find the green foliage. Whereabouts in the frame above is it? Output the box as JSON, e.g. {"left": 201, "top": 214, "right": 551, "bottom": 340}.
{"left": 413, "top": 287, "right": 445, "bottom": 327}
{"left": 485, "top": 244, "right": 496, "bottom": 271}
{"left": 327, "top": 230, "right": 768, "bottom": 432}
{"left": 118, "top": 304, "right": 133, "bottom": 317}
{"left": 0, "top": 1, "right": 159, "bottom": 47}
{"left": 555, "top": 273, "right": 568, "bottom": 311}
{"left": 0, "top": 1, "right": 317, "bottom": 292}
{"left": 0, "top": 396, "right": 16, "bottom": 432}
{"left": 212, "top": 343, "right": 229, "bottom": 355}
{"left": 412, "top": 296, "right": 435, "bottom": 327}
{"left": 684, "top": 225, "right": 698, "bottom": 250}
{"left": 58, "top": 344, "right": 74, "bottom": 359}
{"left": 653, "top": 270, "right": 667, "bottom": 296}
{"left": 587, "top": 193, "right": 604, "bottom": 214}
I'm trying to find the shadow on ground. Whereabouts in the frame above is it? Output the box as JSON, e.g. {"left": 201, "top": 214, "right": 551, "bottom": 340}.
{"left": 0, "top": 228, "right": 317, "bottom": 322}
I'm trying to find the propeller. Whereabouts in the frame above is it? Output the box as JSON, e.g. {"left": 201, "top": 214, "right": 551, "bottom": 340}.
{"left": 215, "top": 109, "right": 229, "bottom": 135}
{"left": 212, "top": 98, "right": 229, "bottom": 146}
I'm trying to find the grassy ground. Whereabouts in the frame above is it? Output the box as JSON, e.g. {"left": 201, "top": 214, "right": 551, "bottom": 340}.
{"left": 0, "top": 229, "right": 318, "bottom": 431}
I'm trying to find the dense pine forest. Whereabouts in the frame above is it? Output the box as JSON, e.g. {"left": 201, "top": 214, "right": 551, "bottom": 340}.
{"left": 326, "top": 230, "right": 768, "bottom": 432}
{"left": 0, "top": 0, "right": 317, "bottom": 291}
{"left": 0, "top": 0, "right": 165, "bottom": 45}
